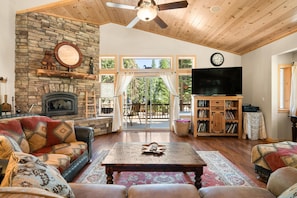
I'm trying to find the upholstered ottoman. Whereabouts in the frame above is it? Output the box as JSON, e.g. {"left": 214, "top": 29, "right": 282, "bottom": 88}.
{"left": 251, "top": 141, "right": 297, "bottom": 181}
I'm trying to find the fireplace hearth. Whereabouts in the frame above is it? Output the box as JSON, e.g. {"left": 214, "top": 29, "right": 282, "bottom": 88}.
{"left": 42, "top": 92, "right": 78, "bottom": 117}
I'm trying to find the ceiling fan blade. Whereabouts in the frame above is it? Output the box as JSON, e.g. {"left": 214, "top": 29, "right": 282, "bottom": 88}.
{"left": 157, "top": 1, "right": 188, "bottom": 11}
{"left": 127, "top": 17, "right": 140, "bottom": 28}
{"left": 154, "top": 16, "right": 168, "bottom": 29}
{"left": 106, "top": 2, "right": 136, "bottom": 10}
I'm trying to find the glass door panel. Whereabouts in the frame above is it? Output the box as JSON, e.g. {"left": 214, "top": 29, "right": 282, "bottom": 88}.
{"left": 123, "top": 77, "right": 170, "bottom": 130}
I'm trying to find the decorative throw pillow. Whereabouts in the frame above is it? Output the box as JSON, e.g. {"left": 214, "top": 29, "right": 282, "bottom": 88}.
{"left": 0, "top": 120, "right": 30, "bottom": 153}
{"left": 37, "top": 153, "right": 71, "bottom": 173}
{"left": 0, "top": 135, "right": 22, "bottom": 159}
{"left": 46, "top": 120, "right": 77, "bottom": 147}
{"left": 1, "top": 152, "right": 75, "bottom": 198}
{"left": 278, "top": 182, "right": 297, "bottom": 198}
{"left": 0, "top": 187, "right": 64, "bottom": 198}
{"left": 20, "top": 116, "right": 52, "bottom": 152}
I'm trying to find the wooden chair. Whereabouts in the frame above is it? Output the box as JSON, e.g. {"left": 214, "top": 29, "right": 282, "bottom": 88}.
{"left": 127, "top": 103, "right": 141, "bottom": 126}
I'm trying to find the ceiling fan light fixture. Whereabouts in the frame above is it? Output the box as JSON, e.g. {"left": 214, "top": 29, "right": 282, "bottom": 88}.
{"left": 137, "top": 5, "right": 157, "bottom": 21}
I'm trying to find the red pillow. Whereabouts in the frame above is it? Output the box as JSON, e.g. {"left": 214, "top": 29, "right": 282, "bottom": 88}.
{"left": 20, "top": 116, "right": 52, "bottom": 130}
{"left": 46, "top": 120, "right": 77, "bottom": 147}
{"left": 0, "top": 120, "right": 30, "bottom": 153}
{"left": 20, "top": 116, "right": 53, "bottom": 152}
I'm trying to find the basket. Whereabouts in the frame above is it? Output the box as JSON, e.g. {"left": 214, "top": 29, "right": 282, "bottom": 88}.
{"left": 174, "top": 119, "right": 190, "bottom": 136}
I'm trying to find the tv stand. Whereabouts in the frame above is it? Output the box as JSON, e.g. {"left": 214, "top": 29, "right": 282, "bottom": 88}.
{"left": 191, "top": 95, "right": 243, "bottom": 138}
{"left": 225, "top": 94, "right": 237, "bottom": 96}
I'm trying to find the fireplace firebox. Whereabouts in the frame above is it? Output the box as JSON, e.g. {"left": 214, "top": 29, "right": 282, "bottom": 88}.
{"left": 42, "top": 92, "right": 78, "bottom": 116}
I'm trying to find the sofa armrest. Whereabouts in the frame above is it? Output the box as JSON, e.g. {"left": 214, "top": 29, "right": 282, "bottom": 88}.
{"left": 74, "top": 126, "right": 94, "bottom": 161}
{"left": 267, "top": 166, "right": 297, "bottom": 196}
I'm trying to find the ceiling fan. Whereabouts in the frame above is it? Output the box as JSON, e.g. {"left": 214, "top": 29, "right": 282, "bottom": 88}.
{"left": 106, "top": 0, "right": 188, "bottom": 29}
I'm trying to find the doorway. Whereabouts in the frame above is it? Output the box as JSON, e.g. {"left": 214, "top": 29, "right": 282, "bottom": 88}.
{"left": 123, "top": 76, "right": 170, "bottom": 130}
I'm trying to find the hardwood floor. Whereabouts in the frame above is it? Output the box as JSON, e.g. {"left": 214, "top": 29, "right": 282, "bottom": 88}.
{"left": 73, "top": 131, "right": 268, "bottom": 188}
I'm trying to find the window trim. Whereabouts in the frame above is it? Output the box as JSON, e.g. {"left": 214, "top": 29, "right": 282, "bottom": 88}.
{"left": 278, "top": 63, "right": 291, "bottom": 112}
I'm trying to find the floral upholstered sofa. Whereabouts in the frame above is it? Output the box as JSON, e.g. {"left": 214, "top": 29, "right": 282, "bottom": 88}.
{"left": 0, "top": 115, "right": 93, "bottom": 182}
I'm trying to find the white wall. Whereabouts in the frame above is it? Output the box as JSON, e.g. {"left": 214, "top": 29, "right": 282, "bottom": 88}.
{"left": 100, "top": 23, "right": 241, "bottom": 68}
{"left": 242, "top": 32, "right": 297, "bottom": 141}
{"left": 0, "top": 0, "right": 58, "bottom": 107}
{"left": 0, "top": 1, "right": 16, "bottom": 104}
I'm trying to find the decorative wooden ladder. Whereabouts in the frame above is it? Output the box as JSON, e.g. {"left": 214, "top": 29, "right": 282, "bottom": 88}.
{"left": 85, "top": 91, "right": 97, "bottom": 118}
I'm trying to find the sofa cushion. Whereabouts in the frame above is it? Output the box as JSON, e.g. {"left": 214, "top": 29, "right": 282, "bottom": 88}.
{"left": 128, "top": 184, "right": 200, "bottom": 198}
{"left": 0, "top": 135, "right": 22, "bottom": 159}
{"left": 0, "top": 120, "right": 30, "bottom": 153}
{"left": 33, "top": 141, "right": 87, "bottom": 162}
{"left": 1, "top": 152, "right": 75, "bottom": 198}
{"left": 278, "top": 182, "right": 297, "bottom": 198}
{"left": 36, "top": 153, "right": 71, "bottom": 173}
{"left": 0, "top": 187, "right": 63, "bottom": 198}
{"left": 198, "top": 186, "right": 275, "bottom": 198}
{"left": 20, "top": 116, "right": 52, "bottom": 152}
{"left": 46, "top": 120, "right": 77, "bottom": 147}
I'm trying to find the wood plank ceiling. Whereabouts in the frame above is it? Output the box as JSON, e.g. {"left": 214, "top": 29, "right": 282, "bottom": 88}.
{"left": 18, "top": 0, "right": 297, "bottom": 55}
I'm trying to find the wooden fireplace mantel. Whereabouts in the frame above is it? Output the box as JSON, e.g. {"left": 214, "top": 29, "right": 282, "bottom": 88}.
{"left": 36, "top": 69, "right": 97, "bottom": 80}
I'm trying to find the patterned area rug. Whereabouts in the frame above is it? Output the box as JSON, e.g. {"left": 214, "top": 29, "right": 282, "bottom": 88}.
{"left": 76, "top": 150, "right": 257, "bottom": 188}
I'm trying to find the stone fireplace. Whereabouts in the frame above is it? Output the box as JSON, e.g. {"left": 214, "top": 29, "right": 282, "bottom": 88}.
{"left": 42, "top": 92, "right": 78, "bottom": 117}
{"left": 14, "top": 12, "right": 100, "bottom": 119}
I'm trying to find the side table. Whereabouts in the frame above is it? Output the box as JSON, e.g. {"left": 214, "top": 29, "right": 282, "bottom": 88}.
{"left": 242, "top": 112, "right": 267, "bottom": 140}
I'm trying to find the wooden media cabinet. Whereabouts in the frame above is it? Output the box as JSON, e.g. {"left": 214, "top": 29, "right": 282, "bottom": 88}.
{"left": 191, "top": 95, "right": 243, "bottom": 138}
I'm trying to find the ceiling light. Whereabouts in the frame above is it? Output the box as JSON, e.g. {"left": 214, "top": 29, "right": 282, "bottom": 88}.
{"left": 137, "top": 4, "right": 157, "bottom": 21}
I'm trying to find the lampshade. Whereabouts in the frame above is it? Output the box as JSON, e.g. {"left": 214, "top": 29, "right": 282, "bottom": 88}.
{"left": 137, "top": 6, "right": 157, "bottom": 21}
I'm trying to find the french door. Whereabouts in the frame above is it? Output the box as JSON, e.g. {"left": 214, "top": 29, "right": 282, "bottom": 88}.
{"left": 123, "top": 76, "right": 170, "bottom": 130}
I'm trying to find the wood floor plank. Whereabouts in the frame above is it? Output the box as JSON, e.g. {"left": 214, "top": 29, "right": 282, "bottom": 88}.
{"left": 73, "top": 131, "right": 268, "bottom": 188}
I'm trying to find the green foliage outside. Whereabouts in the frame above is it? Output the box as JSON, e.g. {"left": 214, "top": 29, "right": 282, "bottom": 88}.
{"left": 101, "top": 58, "right": 115, "bottom": 69}
{"left": 124, "top": 59, "right": 170, "bottom": 105}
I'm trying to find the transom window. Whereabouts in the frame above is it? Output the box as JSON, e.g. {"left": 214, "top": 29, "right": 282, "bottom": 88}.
{"left": 121, "top": 57, "right": 172, "bottom": 70}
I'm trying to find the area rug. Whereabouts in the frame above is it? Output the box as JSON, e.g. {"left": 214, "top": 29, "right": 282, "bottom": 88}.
{"left": 76, "top": 150, "right": 257, "bottom": 188}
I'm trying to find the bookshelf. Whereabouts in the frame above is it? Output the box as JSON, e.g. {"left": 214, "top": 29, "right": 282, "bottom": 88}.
{"left": 192, "top": 95, "right": 243, "bottom": 138}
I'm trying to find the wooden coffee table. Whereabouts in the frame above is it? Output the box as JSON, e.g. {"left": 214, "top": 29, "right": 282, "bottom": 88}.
{"left": 101, "top": 142, "right": 206, "bottom": 189}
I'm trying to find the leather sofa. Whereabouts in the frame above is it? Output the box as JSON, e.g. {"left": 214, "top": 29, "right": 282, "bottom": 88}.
{"left": 199, "top": 166, "right": 297, "bottom": 198}
{"left": 1, "top": 167, "right": 297, "bottom": 197}
{"left": 0, "top": 115, "right": 94, "bottom": 182}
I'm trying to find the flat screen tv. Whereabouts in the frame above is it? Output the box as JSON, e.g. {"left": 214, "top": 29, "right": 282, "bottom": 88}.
{"left": 192, "top": 67, "right": 242, "bottom": 96}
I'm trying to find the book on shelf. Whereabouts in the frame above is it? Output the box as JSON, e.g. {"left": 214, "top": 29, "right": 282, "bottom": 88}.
{"left": 198, "top": 100, "right": 208, "bottom": 107}
{"left": 198, "top": 110, "right": 208, "bottom": 118}
{"left": 198, "top": 122, "right": 208, "bottom": 132}
{"left": 226, "top": 123, "right": 237, "bottom": 133}
{"left": 225, "top": 111, "right": 235, "bottom": 120}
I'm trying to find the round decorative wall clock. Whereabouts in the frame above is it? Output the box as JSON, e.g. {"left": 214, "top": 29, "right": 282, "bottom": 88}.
{"left": 210, "top": 52, "right": 224, "bottom": 66}
{"left": 54, "top": 41, "right": 83, "bottom": 69}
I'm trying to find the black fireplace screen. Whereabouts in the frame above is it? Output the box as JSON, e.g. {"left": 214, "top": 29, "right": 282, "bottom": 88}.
{"left": 42, "top": 92, "right": 78, "bottom": 116}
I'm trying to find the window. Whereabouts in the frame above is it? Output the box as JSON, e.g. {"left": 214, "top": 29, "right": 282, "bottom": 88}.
{"left": 99, "top": 56, "right": 116, "bottom": 70}
{"left": 121, "top": 57, "right": 172, "bottom": 70}
{"left": 98, "top": 55, "right": 196, "bottom": 117}
{"left": 99, "top": 56, "right": 116, "bottom": 115}
{"left": 99, "top": 75, "right": 115, "bottom": 115}
{"left": 177, "top": 56, "right": 195, "bottom": 113}
{"left": 177, "top": 56, "right": 195, "bottom": 69}
{"left": 178, "top": 75, "right": 192, "bottom": 112}
{"left": 278, "top": 64, "right": 291, "bottom": 111}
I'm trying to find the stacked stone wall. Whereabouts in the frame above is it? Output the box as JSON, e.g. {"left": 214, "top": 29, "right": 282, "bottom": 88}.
{"left": 15, "top": 13, "right": 100, "bottom": 119}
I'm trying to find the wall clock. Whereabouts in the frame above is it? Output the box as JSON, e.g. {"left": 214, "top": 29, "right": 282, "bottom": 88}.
{"left": 210, "top": 52, "right": 224, "bottom": 66}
